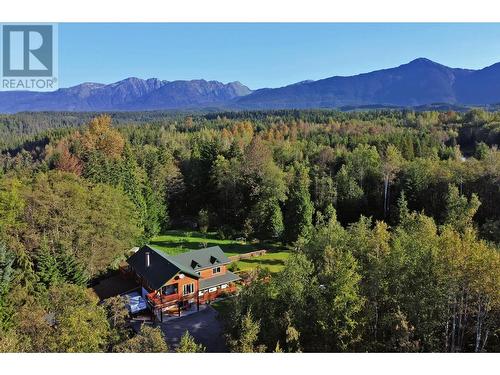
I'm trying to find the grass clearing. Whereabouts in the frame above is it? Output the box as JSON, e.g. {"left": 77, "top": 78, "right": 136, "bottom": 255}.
{"left": 232, "top": 251, "right": 290, "bottom": 273}
{"left": 149, "top": 229, "right": 290, "bottom": 273}
{"left": 149, "top": 230, "right": 257, "bottom": 256}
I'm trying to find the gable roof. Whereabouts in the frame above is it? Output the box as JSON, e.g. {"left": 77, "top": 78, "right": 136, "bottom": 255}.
{"left": 126, "top": 245, "right": 232, "bottom": 290}
{"left": 170, "top": 246, "right": 231, "bottom": 271}
{"left": 127, "top": 245, "right": 199, "bottom": 290}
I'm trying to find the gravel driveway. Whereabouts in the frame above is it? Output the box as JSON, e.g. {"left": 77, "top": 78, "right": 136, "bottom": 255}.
{"left": 160, "top": 306, "right": 227, "bottom": 352}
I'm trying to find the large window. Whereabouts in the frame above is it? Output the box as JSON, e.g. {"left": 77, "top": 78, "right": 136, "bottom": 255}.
{"left": 212, "top": 266, "right": 221, "bottom": 274}
{"left": 183, "top": 283, "right": 194, "bottom": 295}
{"left": 163, "top": 284, "right": 177, "bottom": 296}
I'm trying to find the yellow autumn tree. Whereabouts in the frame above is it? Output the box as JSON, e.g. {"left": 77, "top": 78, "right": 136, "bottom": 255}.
{"left": 81, "top": 115, "right": 124, "bottom": 159}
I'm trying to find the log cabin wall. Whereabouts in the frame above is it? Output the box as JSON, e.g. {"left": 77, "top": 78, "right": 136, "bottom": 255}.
{"left": 162, "top": 273, "right": 199, "bottom": 299}
{"left": 198, "top": 265, "right": 227, "bottom": 279}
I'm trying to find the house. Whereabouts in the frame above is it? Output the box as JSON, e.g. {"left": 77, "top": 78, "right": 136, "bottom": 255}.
{"left": 126, "top": 245, "right": 240, "bottom": 320}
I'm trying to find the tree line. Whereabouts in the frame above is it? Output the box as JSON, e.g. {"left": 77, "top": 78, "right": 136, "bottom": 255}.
{"left": 0, "top": 109, "right": 499, "bottom": 352}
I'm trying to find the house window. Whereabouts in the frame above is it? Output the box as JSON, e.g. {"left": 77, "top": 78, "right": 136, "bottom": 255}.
{"left": 212, "top": 267, "right": 221, "bottom": 274}
{"left": 183, "top": 283, "right": 194, "bottom": 295}
{"left": 163, "top": 284, "right": 177, "bottom": 296}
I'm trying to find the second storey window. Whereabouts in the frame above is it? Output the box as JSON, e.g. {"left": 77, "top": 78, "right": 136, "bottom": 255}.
{"left": 183, "top": 283, "right": 194, "bottom": 295}
{"left": 212, "top": 266, "right": 221, "bottom": 274}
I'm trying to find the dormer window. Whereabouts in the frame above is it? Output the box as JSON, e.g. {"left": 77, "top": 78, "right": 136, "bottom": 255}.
{"left": 212, "top": 266, "right": 221, "bottom": 274}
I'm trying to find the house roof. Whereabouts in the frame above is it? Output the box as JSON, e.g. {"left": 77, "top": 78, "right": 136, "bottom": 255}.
{"left": 127, "top": 245, "right": 199, "bottom": 290}
{"left": 127, "top": 245, "right": 233, "bottom": 290}
{"left": 169, "top": 246, "right": 232, "bottom": 271}
{"left": 199, "top": 271, "right": 240, "bottom": 290}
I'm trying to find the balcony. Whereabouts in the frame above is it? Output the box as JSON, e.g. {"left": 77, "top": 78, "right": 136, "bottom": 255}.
{"left": 146, "top": 291, "right": 179, "bottom": 307}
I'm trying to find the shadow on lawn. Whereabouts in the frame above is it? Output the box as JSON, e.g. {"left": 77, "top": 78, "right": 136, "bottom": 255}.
{"left": 163, "top": 230, "right": 222, "bottom": 241}
{"left": 149, "top": 239, "right": 256, "bottom": 255}
{"left": 238, "top": 258, "right": 286, "bottom": 267}
{"left": 150, "top": 230, "right": 289, "bottom": 255}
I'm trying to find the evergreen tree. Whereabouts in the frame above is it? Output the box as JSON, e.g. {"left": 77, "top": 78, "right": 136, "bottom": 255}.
{"left": 57, "top": 250, "right": 89, "bottom": 286}
{"left": 283, "top": 164, "right": 313, "bottom": 244}
{"left": 230, "top": 310, "right": 265, "bottom": 353}
{"left": 273, "top": 341, "right": 283, "bottom": 353}
{"left": 396, "top": 190, "right": 410, "bottom": 226}
{"left": 35, "top": 240, "right": 61, "bottom": 288}
{"left": 120, "top": 145, "right": 149, "bottom": 239}
{"left": 176, "top": 331, "right": 206, "bottom": 353}
{"left": 142, "top": 183, "right": 165, "bottom": 239}
{"left": 0, "top": 243, "right": 15, "bottom": 332}
{"left": 84, "top": 150, "right": 121, "bottom": 185}
{"left": 250, "top": 198, "right": 284, "bottom": 240}
{"left": 0, "top": 243, "right": 14, "bottom": 296}
{"left": 317, "top": 245, "right": 365, "bottom": 351}
{"left": 335, "top": 164, "right": 365, "bottom": 223}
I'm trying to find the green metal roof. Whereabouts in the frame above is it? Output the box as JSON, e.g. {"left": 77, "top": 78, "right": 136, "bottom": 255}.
{"left": 127, "top": 245, "right": 234, "bottom": 291}
{"left": 199, "top": 271, "right": 241, "bottom": 290}
{"left": 169, "top": 246, "right": 231, "bottom": 271}
{"left": 127, "top": 245, "right": 199, "bottom": 290}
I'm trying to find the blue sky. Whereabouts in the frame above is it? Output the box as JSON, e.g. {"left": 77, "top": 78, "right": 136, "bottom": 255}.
{"left": 59, "top": 23, "right": 500, "bottom": 89}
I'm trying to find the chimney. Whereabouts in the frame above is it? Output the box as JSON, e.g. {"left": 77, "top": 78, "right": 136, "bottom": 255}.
{"left": 145, "top": 251, "right": 150, "bottom": 268}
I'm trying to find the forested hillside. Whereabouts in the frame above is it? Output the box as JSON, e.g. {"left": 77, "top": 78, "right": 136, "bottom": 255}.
{"left": 0, "top": 109, "right": 499, "bottom": 352}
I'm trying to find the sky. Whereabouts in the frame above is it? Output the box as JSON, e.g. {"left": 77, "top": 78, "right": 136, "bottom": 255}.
{"left": 58, "top": 23, "right": 500, "bottom": 90}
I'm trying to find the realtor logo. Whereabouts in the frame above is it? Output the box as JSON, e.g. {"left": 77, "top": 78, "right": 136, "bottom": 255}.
{"left": 1, "top": 24, "right": 58, "bottom": 91}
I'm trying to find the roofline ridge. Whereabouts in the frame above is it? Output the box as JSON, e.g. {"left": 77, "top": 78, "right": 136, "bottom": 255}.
{"left": 144, "top": 244, "right": 178, "bottom": 262}
{"left": 142, "top": 245, "right": 200, "bottom": 279}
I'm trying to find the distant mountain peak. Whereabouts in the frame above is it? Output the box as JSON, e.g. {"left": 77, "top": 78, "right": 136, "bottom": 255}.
{"left": 235, "top": 58, "right": 500, "bottom": 109}
{"left": 292, "top": 80, "right": 314, "bottom": 85}
{"left": 2, "top": 59, "right": 500, "bottom": 113}
{"left": 408, "top": 57, "right": 436, "bottom": 64}
{"left": 400, "top": 58, "right": 450, "bottom": 70}
{"left": 67, "top": 82, "right": 105, "bottom": 90}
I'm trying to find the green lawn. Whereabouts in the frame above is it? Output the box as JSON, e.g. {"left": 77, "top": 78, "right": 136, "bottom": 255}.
{"left": 149, "top": 229, "right": 290, "bottom": 273}
{"left": 149, "top": 230, "right": 257, "bottom": 256}
{"left": 232, "top": 251, "right": 290, "bottom": 273}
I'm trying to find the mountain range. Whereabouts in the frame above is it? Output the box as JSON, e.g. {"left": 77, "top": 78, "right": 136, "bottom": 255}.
{"left": 2, "top": 58, "right": 500, "bottom": 113}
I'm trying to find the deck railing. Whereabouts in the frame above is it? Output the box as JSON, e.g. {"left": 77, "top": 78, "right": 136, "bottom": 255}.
{"left": 147, "top": 284, "right": 238, "bottom": 307}
{"left": 199, "top": 285, "right": 237, "bottom": 303}
{"left": 147, "top": 291, "right": 179, "bottom": 307}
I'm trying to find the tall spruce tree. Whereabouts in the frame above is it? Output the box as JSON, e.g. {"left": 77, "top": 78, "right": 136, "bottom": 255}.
{"left": 396, "top": 190, "right": 410, "bottom": 226}
{"left": 250, "top": 198, "right": 284, "bottom": 240}
{"left": 0, "top": 243, "right": 14, "bottom": 296}
{"left": 0, "top": 243, "right": 15, "bottom": 332}
{"left": 36, "top": 239, "right": 61, "bottom": 288}
{"left": 57, "top": 250, "right": 89, "bottom": 286}
{"left": 283, "top": 164, "right": 313, "bottom": 244}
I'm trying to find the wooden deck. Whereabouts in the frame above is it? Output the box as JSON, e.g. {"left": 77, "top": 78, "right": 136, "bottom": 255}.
{"left": 147, "top": 284, "right": 238, "bottom": 308}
